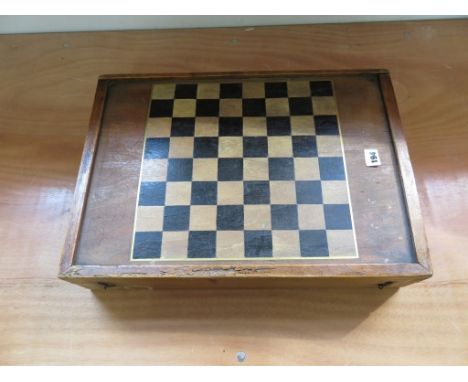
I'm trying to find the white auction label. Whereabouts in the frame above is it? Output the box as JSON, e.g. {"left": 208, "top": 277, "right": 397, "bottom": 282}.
{"left": 364, "top": 149, "right": 381, "bottom": 167}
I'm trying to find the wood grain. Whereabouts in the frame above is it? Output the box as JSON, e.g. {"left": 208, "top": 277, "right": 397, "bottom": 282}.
{"left": 378, "top": 73, "right": 431, "bottom": 271}
{"left": 74, "top": 80, "right": 152, "bottom": 266}
{"left": 0, "top": 20, "right": 467, "bottom": 364}
{"left": 60, "top": 79, "right": 108, "bottom": 274}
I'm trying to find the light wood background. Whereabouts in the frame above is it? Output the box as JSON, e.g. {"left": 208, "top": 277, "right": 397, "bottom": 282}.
{"left": 0, "top": 20, "right": 467, "bottom": 365}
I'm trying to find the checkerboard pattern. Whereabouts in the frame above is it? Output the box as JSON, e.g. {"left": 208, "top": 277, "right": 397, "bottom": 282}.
{"left": 131, "top": 79, "right": 357, "bottom": 260}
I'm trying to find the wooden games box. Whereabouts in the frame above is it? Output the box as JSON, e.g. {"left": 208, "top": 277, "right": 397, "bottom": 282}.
{"left": 59, "top": 70, "right": 432, "bottom": 289}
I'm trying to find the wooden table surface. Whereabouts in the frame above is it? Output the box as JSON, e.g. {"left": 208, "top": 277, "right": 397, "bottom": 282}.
{"left": 1, "top": 20, "right": 467, "bottom": 365}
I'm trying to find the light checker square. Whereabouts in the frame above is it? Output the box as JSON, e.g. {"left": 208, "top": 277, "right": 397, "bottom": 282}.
{"left": 132, "top": 78, "right": 357, "bottom": 261}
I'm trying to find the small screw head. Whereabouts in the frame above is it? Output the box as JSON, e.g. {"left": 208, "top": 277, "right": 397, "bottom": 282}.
{"left": 236, "top": 351, "right": 246, "bottom": 362}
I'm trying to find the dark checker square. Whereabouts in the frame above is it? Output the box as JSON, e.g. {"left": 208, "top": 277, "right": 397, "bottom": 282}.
{"left": 244, "top": 230, "right": 272, "bottom": 258}
{"left": 243, "top": 137, "right": 268, "bottom": 157}
{"left": 191, "top": 181, "right": 217, "bottom": 205}
{"left": 268, "top": 158, "right": 295, "bottom": 180}
{"left": 188, "top": 231, "right": 216, "bottom": 258}
{"left": 289, "top": 97, "right": 313, "bottom": 116}
{"left": 174, "top": 84, "right": 197, "bottom": 99}
{"left": 194, "top": 137, "right": 218, "bottom": 158}
{"left": 271, "top": 204, "right": 299, "bottom": 230}
{"left": 149, "top": 100, "right": 174, "bottom": 118}
{"left": 217, "top": 205, "right": 244, "bottom": 230}
{"left": 133, "top": 232, "right": 162, "bottom": 259}
{"left": 310, "top": 81, "right": 333, "bottom": 96}
{"left": 244, "top": 181, "right": 270, "bottom": 204}
{"left": 163, "top": 206, "right": 190, "bottom": 231}
{"left": 324, "top": 204, "right": 352, "bottom": 229}
{"left": 243, "top": 99, "right": 266, "bottom": 117}
{"left": 196, "top": 99, "right": 219, "bottom": 117}
{"left": 171, "top": 118, "right": 195, "bottom": 136}
{"left": 265, "top": 82, "right": 288, "bottom": 98}
{"left": 292, "top": 136, "right": 317, "bottom": 157}
{"left": 315, "top": 115, "right": 339, "bottom": 135}
{"left": 220, "top": 83, "right": 242, "bottom": 98}
{"left": 218, "top": 158, "right": 243, "bottom": 181}
{"left": 139, "top": 181, "right": 166, "bottom": 206}
{"left": 319, "top": 157, "right": 345, "bottom": 180}
{"left": 296, "top": 181, "right": 323, "bottom": 204}
{"left": 219, "top": 117, "right": 243, "bottom": 136}
{"left": 266, "top": 117, "right": 291, "bottom": 136}
{"left": 300, "top": 230, "right": 329, "bottom": 257}
{"left": 145, "top": 138, "right": 169, "bottom": 159}
{"left": 167, "top": 158, "right": 193, "bottom": 181}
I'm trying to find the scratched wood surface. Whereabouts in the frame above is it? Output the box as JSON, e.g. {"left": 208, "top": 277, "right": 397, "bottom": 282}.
{"left": 0, "top": 20, "right": 467, "bottom": 365}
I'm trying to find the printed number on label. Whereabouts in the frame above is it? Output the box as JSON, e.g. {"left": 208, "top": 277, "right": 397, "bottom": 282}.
{"left": 364, "top": 149, "right": 381, "bottom": 167}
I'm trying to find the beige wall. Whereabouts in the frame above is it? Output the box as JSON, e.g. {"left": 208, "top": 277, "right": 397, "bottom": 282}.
{"left": 0, "top": 15, "right": 464, "bottom": 34}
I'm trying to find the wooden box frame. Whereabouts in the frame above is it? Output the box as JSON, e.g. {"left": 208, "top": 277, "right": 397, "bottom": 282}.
{"left": 59, "top": 70, "right": 432, "bottom": 289}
